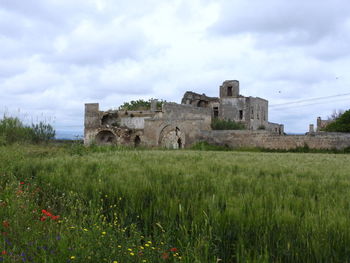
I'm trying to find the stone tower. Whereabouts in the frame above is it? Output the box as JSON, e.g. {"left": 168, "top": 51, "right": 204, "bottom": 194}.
{"left": 220, "top": 80, "right": 240, "bottom": 98}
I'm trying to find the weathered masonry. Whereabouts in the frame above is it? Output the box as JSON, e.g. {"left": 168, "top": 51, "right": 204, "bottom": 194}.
{"left": 84, "top": 79, "right": 350, "bottom": 150}
{"left": 84, "top": 80, "right": 285, "bottom": 148}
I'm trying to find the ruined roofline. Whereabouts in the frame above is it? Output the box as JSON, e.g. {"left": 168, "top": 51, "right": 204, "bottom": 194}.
{"left": 182, "top": 91, "right": 219, "bottom": 101}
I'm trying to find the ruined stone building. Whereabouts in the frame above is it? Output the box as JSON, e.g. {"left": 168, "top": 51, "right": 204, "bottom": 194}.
{"left": 84, "top": 80, "right": 284, "bottom": 148}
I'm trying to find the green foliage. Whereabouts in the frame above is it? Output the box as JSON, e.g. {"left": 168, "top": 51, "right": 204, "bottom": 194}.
{"left": 31, "top": 122, "right": 56, "bottom": 143}
{"left": 0, "top": 117, "right": 34, "bottom": 144}
{"left": 118, "top": 99, "right": 166, "bottom": 111}
{"left": 211, "top": 118, "right": 246, "bottom": 130}
{"left": 0, "top": 116, "right": 55, "bottom": 145}
{"left": 323, "top": 109, "right": 350, "bottom": 132}
{"left": 3, "top": 145, "right": 350, "bottom": 262}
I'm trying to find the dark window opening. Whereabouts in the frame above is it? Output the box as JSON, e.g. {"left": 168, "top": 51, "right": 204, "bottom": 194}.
{"left": 213, "top": 107, "right": 219, "bottom": 118}
{"left": 134, "top": 136, "right": 141, "bottom": 147}
{"left": 197, "top": 100, "right": 206, "bottom": 107}
{"left": 177, "top": 138, "right": 182, "bottom": 149}
{"left": 227, "top": 86, "right": 233, "bottom": 96}
{"left": 239, "top": 110, "right": 243, "bottom": 120}
{"left": 175, "top": 127, "right": 180, "bottom": 136}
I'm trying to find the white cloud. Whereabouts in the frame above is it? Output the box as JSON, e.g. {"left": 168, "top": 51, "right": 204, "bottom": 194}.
{"left": 0, "top": 0, "right": 349, "bottom": 135}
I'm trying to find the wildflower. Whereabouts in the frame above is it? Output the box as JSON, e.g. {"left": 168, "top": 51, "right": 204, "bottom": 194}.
{"left": 117, "top": 245, "right": 122, "bottom": 248}
{"left": 113, "top": 261, "right": 118, "bottom": 263}
{"left": 140, "top": 246, "right": 145, "bottom": 250}
{"left": 1, "top": 251, "right": 6, "bottom": 255}
{"left": 142, "top": 260, "right": 147, "bottom": 263}
{"left": 40, "top": 216, "right": 47, "bottom": 222}
{"left": 145, "top": 244, "right": 150, "bottom": 247}
{"left": 83, "top": 228, "right": 88, "bottom": 232}
{"left": 170, "top": 248, "right": 178, "bottom": 252}
{"left": 102, "top": 231, "right": 106, "bottom": 235}
{"left": 147, "top": 241, "right": 152, "bottom": 244}
{"left": 130, "top": 252, "right": 135, "bottom": 256}
{"left": 2, "top": 221, "right": 9, "bottom": 228}
{"left": 70, "top": 256, "right": 76, "bottom": 260}
{"left": 127, "top": 248, "right": 132, "bottom": 252}
{"left": 161, "top": 252, "right": 169, "bottom": 259}
{"left": 42, "top": 210, "right": 53, "bottom": 217}
{"left": 20, "top": 182, "right": 25, "bottom": 185}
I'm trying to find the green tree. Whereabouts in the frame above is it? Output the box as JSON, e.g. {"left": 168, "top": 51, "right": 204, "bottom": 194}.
{"left": 118, "top": 99, "right": 165, "bottom": 111}
{"left": 323, "top": 109, "right": 350, "bottom": 132}
{"left": 31, "top": 122, "right": 56, "bottom": 143}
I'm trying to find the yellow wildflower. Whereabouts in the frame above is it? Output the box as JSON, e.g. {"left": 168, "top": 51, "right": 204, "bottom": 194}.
{"left": 145, "top": 244, "right": 150, "bottom": 247}
{"left": 102, "top": 231, "right": 106, "bottom": 235}
{"left": 130, "top": 252, "right": 135, "bottom": 256}
{"left": 70, "top": 256, "right": 76, "bottom": 260}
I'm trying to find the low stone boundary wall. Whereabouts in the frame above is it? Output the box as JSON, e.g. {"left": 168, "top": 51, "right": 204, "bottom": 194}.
{"left": 198, "top": 131, "right": 350, "bottom": 150}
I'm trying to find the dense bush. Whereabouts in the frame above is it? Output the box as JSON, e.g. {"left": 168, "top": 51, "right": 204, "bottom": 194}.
{"left": 211, "top": 118, "right": 246, "bottom": 130}
{"left": 323, "top": 109, "right": 350, "bottom": 132}
{"left": 0, "top": 116, "right": 55, "bottom": 145}
{"left": 118, "top": 99, "right": 166, "bottom": 111}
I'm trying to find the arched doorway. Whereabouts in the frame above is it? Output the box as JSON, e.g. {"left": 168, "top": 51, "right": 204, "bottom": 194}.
{"left": 95, "top": 130, "right": 116, "bottom": 145}
{"left": 134, "top": 135, "right": 141, "bottom": 147}
{"left": 159, "top": 125, "right": 185, "bottom": 149}
{"left": 177, "top": 138, "right": 182, "bottom": 149}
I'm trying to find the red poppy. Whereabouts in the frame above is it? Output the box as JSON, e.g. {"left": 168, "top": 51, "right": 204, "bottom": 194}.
{"left": 161, "top": 252, "right": 169, "bottom": 259}
{"left": 20, "top": 182, "right": 25, "bottom": 185}
{"left": 170, "top": 248, "right": 177, "bottom": 252}
{"left": 51, "top": 215, "right": 60, "bottom": 221}
{"left": 1, "top": 250, "right": 6, "bottom": 255}
{"left": 40, "top": 216, "right": 47, "bottom": 222}
{"left": 42, "top": 210, "right": 53, "bottom": 217}
{"left": 2, "top": 221, "right": 9, "bottom": 228}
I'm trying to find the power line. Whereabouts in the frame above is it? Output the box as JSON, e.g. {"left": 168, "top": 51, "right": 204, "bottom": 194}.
{"left": 270, "top": 97, "right": 350, "bottom": 111}
{"left": 270, "top": 93, "right": 350, "bottom": 107}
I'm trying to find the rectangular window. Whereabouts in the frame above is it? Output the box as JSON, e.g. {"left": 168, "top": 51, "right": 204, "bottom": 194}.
{"left": 213, "top": 107, "right": 219, "bottom": 118}
{"left": 239, "top": 110, "right": 243, "bottom": 120}
{"left": 251, "top": 108, "right": 254, "bottom": 119}
{"left": 227, "top": 86, "right": 232, "bottom": 96}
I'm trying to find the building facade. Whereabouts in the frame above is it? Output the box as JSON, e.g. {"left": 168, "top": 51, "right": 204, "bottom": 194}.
{"left": 84, "top": 80, "right": 284, "bottom": 148}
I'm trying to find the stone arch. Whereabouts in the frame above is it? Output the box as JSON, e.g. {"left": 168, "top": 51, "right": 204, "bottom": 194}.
{"left": 158, "top": 125, "right": 185, "bottom": 149}
{"left": 95, "top": 130, "right": 116, "bottom": 145}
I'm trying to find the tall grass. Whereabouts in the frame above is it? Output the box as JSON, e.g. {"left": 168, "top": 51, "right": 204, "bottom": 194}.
{"left": 0, "top": 116, "right": 55, "bottom": 145}
{"left": 1, "top": 145, "right": 350, "bottom": 262}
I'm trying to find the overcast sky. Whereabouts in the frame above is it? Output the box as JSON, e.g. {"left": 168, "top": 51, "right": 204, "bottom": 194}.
{"left": 1, "top": 0, "right": 349, "bottom": 136}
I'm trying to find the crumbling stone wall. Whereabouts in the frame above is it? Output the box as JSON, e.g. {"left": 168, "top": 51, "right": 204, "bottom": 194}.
{"left": 198, "top": 130, "right": 350, "bottom": 150}
{"left": 143, "top": 103, "right": 212, "bottom": 148}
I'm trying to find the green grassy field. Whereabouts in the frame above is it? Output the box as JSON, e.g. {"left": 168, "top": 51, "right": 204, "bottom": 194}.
{"left": 1, "top": 144, "right": 350, "bottom": 262}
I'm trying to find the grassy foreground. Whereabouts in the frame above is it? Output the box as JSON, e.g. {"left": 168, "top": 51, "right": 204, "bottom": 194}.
{"left": 1, "top": 144, "right": 350, "bottom": 262}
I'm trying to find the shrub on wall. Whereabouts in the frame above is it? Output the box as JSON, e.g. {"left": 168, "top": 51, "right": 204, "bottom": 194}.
{"left": 211, "top": 118, "right": 246, "bottom": 130}
{"left": 322, "top": 110, "right": 350, "bottom": 132}
{"left": 118, "top": 99, "right": 166, "bottom": 111}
